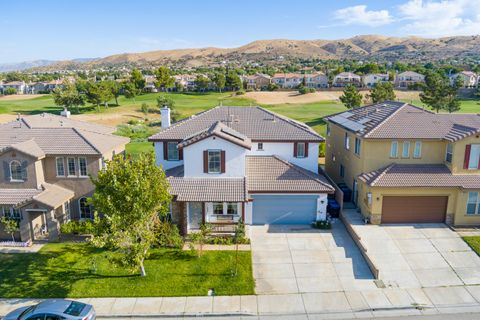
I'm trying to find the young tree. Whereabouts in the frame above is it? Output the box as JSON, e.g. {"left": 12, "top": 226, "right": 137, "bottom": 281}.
{"left": 195, "top": 75, "right": 210, "bottom": 92}
{"left": 123, "top": 81, "right": 140, "bottom": 103}
{"left": 85, "top": 81, "right": 103, "bottom": 109}
{"left": 98, "top": 81, "right": 115, "bottom": 108}
{"left": 189, "top": 223, "right": 212, "bottom": 257}
{"left": 52, "top": 80, "right": 85, "bottom": 114}
{"left": 225, "top": 71, "right": 242, "bottom": 91}
{"left": 154, "top": 66, "right": 175, "bottom": 91}
{"left": 213, "top": 73, "right": 225, "bottom": 92}
{"left": 367, "top": 82, "right": 396, "bottom": 103}
{"left": 0, "top": 217, "right": 19, "bottom": 242}
{"left": 103, "top": 80, "right": 121, "bottom": 105}
{"left": 339, "top": 84, "right": 362, "bottom": 109}
{"left": 130, "top": 69, "right": 145, "bottom": 91}
{"left": 90, "top": 153, "right": 171, "bottom": 276}
{"left": 420, "top": 72, "right": 461, "bottom": 113}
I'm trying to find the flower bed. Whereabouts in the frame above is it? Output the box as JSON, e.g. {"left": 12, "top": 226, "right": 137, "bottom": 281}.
{"left": 0, "top": 240, "right": 31, "bottom": 247}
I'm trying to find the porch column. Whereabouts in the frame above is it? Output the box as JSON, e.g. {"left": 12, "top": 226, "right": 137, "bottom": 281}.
{"left": 46, "top": 209, "right": 60, "bottom": 241}
{"left": 316, "top": 194, "right": 328, "bottom": 221}
{"left": 19, "top": 212, "right": 32, "bottom": 243}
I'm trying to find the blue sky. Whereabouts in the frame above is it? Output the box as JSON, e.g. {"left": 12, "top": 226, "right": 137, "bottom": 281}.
{"left": 1, "top": 0, "right": 479, "bottom": 63}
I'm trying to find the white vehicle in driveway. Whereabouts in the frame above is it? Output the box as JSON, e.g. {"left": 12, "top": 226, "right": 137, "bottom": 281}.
{"left": 2, "top": 300, "right": 95, "bottom": 320}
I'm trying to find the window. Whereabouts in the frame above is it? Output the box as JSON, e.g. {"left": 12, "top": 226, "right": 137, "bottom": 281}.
{"left": 414, "top": 141, "right": 422, "bottom": 158}
{"left": 78, "top": 158, "right": 87, "bottom": 177}
{"left": 208, "top": 150, "right": 221, "bottom": 173}
{"left": 402, "top": 141, "right": 410, "bottom": 158}
{"left": 79, "top": 197, "right": 93, "bottom": 219}
{"left": 257, "top": 142, "right": 264, "bottom": 151}
{"left": 64, "top": 201, "right": 71, "bottom": 221}
{"left": 167, "top": 142, "right": 179, "bottom": 161}
{"left": 354, "top": 138, "right": 361, "bottom": 155}
{"left": 340, "top": 164, "right": 345, "bottom": 177}
{"left": 9, "top": 160, "right": 23, "bottom": 181}
{"left": 297, "top": 142, "right": 306, "bottom": 158}
{"left": 213, "top": 202, "right": 224, "bottom": 215}
{"left": 344, "top": 133, "right": 350, "bottom": 150}
{"left": 467, "top": 192, "right": 480, "bottom": 215}
{"left": 56, "top": 157, "right": 65, "bottom": 176}
{"left": 446, "top": 143, "right": 453, "bottom": 163}
{"left": 227, "top": 203, "right": 238, "bottom": 215}
{"left": 467, "top": 145, "right": 480, "bottom": 170}
{"left": 1, "top": 206, "right": 21, "bottom": 219}
{"left": 67, "top": 157, "right": 76, "bottom": 176}
{"left": 390, "top": 141, "right": 398, "bottom": 158}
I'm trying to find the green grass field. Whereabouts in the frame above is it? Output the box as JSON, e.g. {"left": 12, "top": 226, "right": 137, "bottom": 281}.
{"left": 463, "top": 236, "right": 480, "bottom": 256}
{"left": 0, "top": 243, "right": 254, "bottom": 298}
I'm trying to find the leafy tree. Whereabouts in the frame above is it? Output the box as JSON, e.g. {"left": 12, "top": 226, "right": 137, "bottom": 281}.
{"left": 98, "top": 81, "right": 115, "bottom": 108}
{"left": 90, "top": 153, "right": 171, "bottom": 276}
{"left": 123, "top": 81, "right": 140, "bottom": 103}
{"left": 0, "top": 217, "right": 19, "bottom": 242}
{"left": 103, "top": 80, "right": 121, "bottom": 105}
{"left": 175, "top": 82, "right": 184, "bottom": 92}
{"left": 154, "top": 66, "right": 175, "bottom": 91}
{"left": 52, "top": 80, "right": 85, "bottom": 113}
{"left": 339, "top": 84, "right": 362, "bottom": 109}
{"left": 4, "top": 87, "right": 17, "bottom": 95}
{"left": 420, "top": 72, "right": 461, "bottom": 113}
{"left": 367, "top": 82, "right": 396, "bottom": 103}
{"left": 188, "top": 223, "right": 212, "bottom": 257}
{"left": 85, "top": 82, "right": 103, "bottom": 108}
{"left": 195, "top": 75, "right": 210, "bottom": 92}
{"left": 225, "top": 71, "right": 242, "bottom": 91}
{"left": 130, "top": 69, "right": 145, "bottom": 91}
{"left": 213, "top": 73, "right": 225, "bottom": 92}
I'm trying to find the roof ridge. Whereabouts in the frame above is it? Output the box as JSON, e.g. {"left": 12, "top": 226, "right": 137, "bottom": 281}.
{"left": 72, "top": 128, "right": 101, "bottom": 154}
{"left": 363, "top": 103, "right": 409, "bottom": 138}
{"left": 152, "top": 106, "right": 220, "bottom": 137}
{"left": 370, "top": 163, "right": 396, "bottom": 186}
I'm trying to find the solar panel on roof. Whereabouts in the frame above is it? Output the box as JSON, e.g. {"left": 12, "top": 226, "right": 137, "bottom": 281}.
{"left": 357, "top": 118, "right": 371, "bottom": 124}
{"left": 342, "top": 120, "right": 365, "bottom": 132}
{"left": 329, "top": 115, "right": 349, "bottom": 124}
{"left": 341, "top": 112, "right": 354, "bottom": 118}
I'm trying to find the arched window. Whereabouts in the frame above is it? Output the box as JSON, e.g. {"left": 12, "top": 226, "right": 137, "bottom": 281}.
{"left": 79, "top": 197, "right": 93, "bottom": 220}
{"left": 10, "top": 160, "right": 23, "bottom": 181}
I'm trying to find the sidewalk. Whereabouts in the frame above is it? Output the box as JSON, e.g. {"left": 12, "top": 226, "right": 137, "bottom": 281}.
{"left": 2, "top": 285, "right": 480, "bottom": 318}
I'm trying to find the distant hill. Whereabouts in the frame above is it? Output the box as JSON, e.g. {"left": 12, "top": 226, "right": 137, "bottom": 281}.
{"left": 0, "top": 58, "right": 96, "bottom": 72}
{"left": 32, "top": 35, "right": 480, "bottom": 71}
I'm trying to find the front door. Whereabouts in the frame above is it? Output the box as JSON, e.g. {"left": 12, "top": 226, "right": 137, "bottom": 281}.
{"left": 188, "top": 202, "right": 203, "bottom": 230}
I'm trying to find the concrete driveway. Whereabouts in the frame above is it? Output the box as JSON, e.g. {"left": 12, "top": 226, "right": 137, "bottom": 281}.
{"left": 344, "top": 210, "right": 480, "bottom": 288}
{"left": 249, "top": 221, "right": 375, "bottom": 295}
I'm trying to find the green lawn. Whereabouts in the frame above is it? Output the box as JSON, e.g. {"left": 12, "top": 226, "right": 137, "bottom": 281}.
{"left": 463, "top": 236, "right": 480, "bottom": 256}
{"left": 126, "top": 141, "right": 155, "bottom": 157}
{"left": 0, "top": 243, "right": 254, "bottom": 298}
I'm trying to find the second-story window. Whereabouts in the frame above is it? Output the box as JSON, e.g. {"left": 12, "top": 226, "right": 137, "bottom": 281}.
{"left": 9, "top": 160, "right": 23, "bottom": 181}
{"left": 297, "top": 143, "right": 306, "bottom": 158}
{"left": 67, "top": 157, "right": 76, "bottom": 176}
{"left": 465, "top": 144, "right": 480, "bottom": 170}
{"left": 78, "top": 158, "right": 88, "bottom": 177}
{"left": 414, "top": 141, "right": 422, "bottom": 158}
{"left": 167, "top": 142, "right": 179, "bottom": 161}
{"left": 344, "top": 133, "right": 350, "bottom": 150}
{"left": 402, "top": 141, "right": 410, "bottom": 158}
{"left": 446, "top": 143, "right": 453, "bottom": 163}
{"left": 391, "top": 141, "right": 398, "bottom": 158}
{"left": 258, "top": 143, "right": 264, "bottom": 151}
{"left": 56, "top": 157, "right": 65, "bottom": 176}
{"left": 208, "top": 150, "right": 221, "bottom": 173}
{"left": 354, "top": 138, "right": 361, "bottom": 156}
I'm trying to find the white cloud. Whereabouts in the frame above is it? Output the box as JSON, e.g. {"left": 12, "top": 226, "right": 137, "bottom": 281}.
{"left": 334, "top": 5, "right": 393, "bottom": 27}
{"left": 397, "top": 0, "right": 480, "bottom": 37}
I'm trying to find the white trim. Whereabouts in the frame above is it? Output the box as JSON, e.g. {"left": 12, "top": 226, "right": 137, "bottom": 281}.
{"left": 55, "top": 157, "right": 65, "bottom": 177}
{"left": 413, "top": 141, "right": 422, "bottom": 158}
{"left": 78, "top": 157, "right": 88, "bottom": 177}
{"left": 9, "top": 160, "right": 23, "bottom": 182}
{"left": 67, "top": 157, "right": 76, "bottom": 177}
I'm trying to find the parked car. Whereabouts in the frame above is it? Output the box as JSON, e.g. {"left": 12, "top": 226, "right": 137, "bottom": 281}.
{"left": 2, "top": 300, "right": 95, "bottom": 320}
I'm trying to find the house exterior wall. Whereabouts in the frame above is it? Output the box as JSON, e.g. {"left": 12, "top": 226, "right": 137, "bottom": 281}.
{"left": 248, "top": 142, "right": 319, "bottom": 173}
{"left": 448, "top": 134, "right": 480, "bottom": 174}
{"left": 0, "top": 150, "right": 39, "bottom": 189}
{"left": 154, "top": 142, "right": 183, "bottom": 171}
{"left": 183, "top": 136, "right": 247, "bottom": 177}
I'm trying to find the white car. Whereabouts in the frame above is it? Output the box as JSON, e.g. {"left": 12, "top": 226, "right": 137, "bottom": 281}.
{"left": 3, "top": 300, "right": 95, "bottom": 320}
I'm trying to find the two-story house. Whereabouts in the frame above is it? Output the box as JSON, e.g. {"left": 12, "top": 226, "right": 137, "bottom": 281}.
{"left": 325, "top": 101, "right": 480, "bottom": 226}
{"left": 394, "top": 71, "right": 425, "bottom": 89}
{"left": 242, "top": 74, "right": 271, "bottom": 90}
{"left": 333, "top": 72, "right": 362, "bottom": 87}
{"left": 0, "top": 113, "right": 129, "bottom": 242}
{"left": 304, "top": 73, "right": 329, "bottom": 89}
{"left": 362, "top": 74, "right": 390, "bottom": 88}
{"left": 450, "top": 71, "right": 478, "bottom": 88}
{"left": 148, "top": 106, "right": 334, "bottom": 234}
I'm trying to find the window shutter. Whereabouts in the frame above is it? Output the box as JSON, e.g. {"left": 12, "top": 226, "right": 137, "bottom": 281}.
{"left": 21, "top": 161, "right": 28, "bottom": 181}
{"left": 293, "top": 142, "right": 298, "bottom": 158}
{"left": 163, "top": 142, "right": 168, "bottom": 160}
{"left": 464, "top": 144, "right": 471, "bottom": 169}
{"left": 221, "top": 151, "right": 226, "bottom": 173}
{"left": 3, "top": 161, "right": 10, "bottom": 180}
{"left": 203, "top": 150, "right": 208, "bottom": 173}
{"left": 179, "top": 147, "right": 183, "bottom": 160}
{"left": 305, "top": 142, "right": 309, "bottom": 157}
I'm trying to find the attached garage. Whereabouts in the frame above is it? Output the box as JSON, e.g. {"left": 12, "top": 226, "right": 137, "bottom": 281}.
{"left": 252, "top": 195, "right": 318, "bottom": 225}
{"left": 381, "top": 196, "right": 448, "bottom": 223}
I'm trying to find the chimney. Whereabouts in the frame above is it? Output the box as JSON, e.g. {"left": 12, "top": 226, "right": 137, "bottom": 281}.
{"left": 161, "top": 106, "right": 171, "bottom": 129}
{"left": 60, "top": 107, "right": 71, "bottom": 118}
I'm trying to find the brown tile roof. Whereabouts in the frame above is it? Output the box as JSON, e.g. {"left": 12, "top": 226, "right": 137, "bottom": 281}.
{"left": 0, "top": 114, "right": 129, "bottom": 156}
{"left": 0, "top": 188, "right": 42, "bottom": 205}
{"left": 8, "top": 140, "right": 45, "bottom": 159}
{"left": 246, "top": 156, "right": 334, "bottom": 193}
{"left": 168, "top": 177, "right": 247, "bottom": 202}
{"left": 0, "top": 183, "right": 74, "bottom": 207}
{"left": 149, "top": 106, "right": 323, "bottom": 142}
{"left": 358, "top": 164, "right": 480, "bottom": 189}
{"left": 326, "top": 101, "right": 480, "bottom": 142}
{"left": 178, "top": 121, "right": 252, "bottom": 149}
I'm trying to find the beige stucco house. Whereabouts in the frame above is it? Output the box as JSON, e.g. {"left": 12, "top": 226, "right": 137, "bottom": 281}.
{"left": 325, "top": 101, "right": 480, "bottom": 226}
{"left": 0, "top": 113, "right": 129, "bottom": 242}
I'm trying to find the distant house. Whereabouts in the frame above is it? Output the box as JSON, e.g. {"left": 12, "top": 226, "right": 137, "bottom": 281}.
{"left": 271, "top": 73, "right": 303, "bottom": 89}
{"left": 32, "top": 79, "right": 67, "bottom": 94}
{"left": 174, "top": 74, "right": 197, "bottom": 91}
{"left": 450, "top": 71, "right": 478, "bottom": 88}
{"left": 242, "top": 73, "right": 271, "bottom": 90}
{"left": 0, "top": 81, "right": 29, "bottom": 94}
{"left": 333, "top": 72, "right": 362, "bottom": 87}
{"left": 362, "top": 73, "right": 390, "bottom": 88}
{"left": 144, "top": 75, "right": 157, "bottom": 93}
{"left": 304, "top": 72, "right": 329, "bottom": 89}
{"left": 394, "top": 71, "right": 425, "bottom": 89}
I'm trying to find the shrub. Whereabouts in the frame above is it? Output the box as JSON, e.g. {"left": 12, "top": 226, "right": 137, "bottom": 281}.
{"left": 4, "top": 88, "right": 17, "bottom": 95}
{"left": 154, "top": 221, "right": 184, "bottom": 249}
{"left": 141, "top": 103, "right": 149, "bottom": 115}
{"left": 235, "top": 90, "right": 245, "bottom": 95}
{"left": 312, "top": 220, "right": 331, "bottom": 230}
{"left": 298, "top": 86, "right": 316, "bottom": 94}
{"left": 267, "top": 83, "right": 278, "bottom": 91}
{"left": 60, "top": 220, "right": 95, "bottom": 235}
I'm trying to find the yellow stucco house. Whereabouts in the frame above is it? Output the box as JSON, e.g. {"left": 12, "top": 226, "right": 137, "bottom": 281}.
{"left": 325, "top": 101, "right": 480, "bottom": 226}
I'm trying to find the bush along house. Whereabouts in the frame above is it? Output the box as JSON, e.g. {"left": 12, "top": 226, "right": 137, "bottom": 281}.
{"left": 0, "top": 112, "right": 129, "bottom": 243}
{"left": 149, "top": 106, "right": 334, "bottom": 234}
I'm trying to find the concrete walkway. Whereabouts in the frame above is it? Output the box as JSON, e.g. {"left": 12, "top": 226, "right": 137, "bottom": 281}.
{"left": 3, "top": 285, "right": 480, "bottom": 318}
